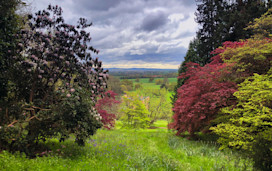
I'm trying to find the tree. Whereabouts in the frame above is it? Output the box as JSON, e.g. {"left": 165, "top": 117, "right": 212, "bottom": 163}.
{"left": 95, "top": 90, "right": 120, "bottom": 129}
{"left": 0, "top": 0, "right": 22, "bottom": 99}
{"left": 169, "top": 62, "right": 237, "bottom": 138}
{"left": 155, "top": 79, "right": 163, "bottom": 85}
{"left": 149, "top": 77, "right": 154, "bottom": 83}
{"left": 119, "top": 92, "right": 150, "bottom": 128}
{"left": 172, "top": 0, "right": 270, "bottom": 107}
{"left": 195, "top": 0, "right": 269, "bottom": 64}
{"left": 221, "top": 39, "right": 272, "bottom": 77}
{"left": 210, "top": 10, "right": 272, "bottom": 170}
{"left": 211, "top": 73, "right": 272, "bottom": 170}
{"left": 171, "top": 37, "right": 201, "bottom": 105}
{"left": 121, "top": 79, "right": 133, "bottom": 91}
{"left": 107, "top": 75, "right": 123, "bottom": 95}
{"left": 246, "top": 7, "right": 272, "bottom": 39}
{"left": 0, "top": 5, "right": 108, "bottom": 154}
{"left": 134, "top": 83, "right": 143, "bottom": 90}
{"left": 139, "top": 88, "right": 172, "bottom": 124}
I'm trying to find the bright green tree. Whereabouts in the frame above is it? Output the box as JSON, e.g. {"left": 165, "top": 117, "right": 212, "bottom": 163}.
{"left": 138, "top": 88, "right": 172, "bottom": 123}
{"left": 211, "top": 72, "right": 272, "bottom": 170}
{"left": 119, "top": 92, "right": 150, "bottom": 128}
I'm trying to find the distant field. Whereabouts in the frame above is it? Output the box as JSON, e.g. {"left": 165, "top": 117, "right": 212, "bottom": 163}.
{"left": 130, "top": 77, "right": 177, "bottom": 89}
{"left": 125, "top": 77, "right": 176, "bottom": 102}
{"left": 130, "top": 77, "right": 177, "bottom": 84}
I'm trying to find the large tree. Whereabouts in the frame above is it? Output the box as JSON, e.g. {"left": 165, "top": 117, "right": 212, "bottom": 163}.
{"left": 0, "top": 5, "right": 108, "bottom": 155}
{"left": 195, "top": 0, "right": 269, "bottom": 64}
{"left": 0, "top": 0, "right": 22, "bottom": 98}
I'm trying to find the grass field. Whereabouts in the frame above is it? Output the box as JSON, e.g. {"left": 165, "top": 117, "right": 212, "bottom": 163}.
{"left": 0, "top": 121, "right": 253, "bottom": 171}
{"left": 128, "top": 77, "right": 176, "bottom": 102}
{"left": 131, "top": 78, "right": 177, "bottom": 89}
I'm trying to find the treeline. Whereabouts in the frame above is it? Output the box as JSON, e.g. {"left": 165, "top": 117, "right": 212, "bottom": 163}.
{"left": 110, "top": 71, "right": 177, "bottom": 79}
{"left": 171, "top": 1, "right": 272, "bottom": 170}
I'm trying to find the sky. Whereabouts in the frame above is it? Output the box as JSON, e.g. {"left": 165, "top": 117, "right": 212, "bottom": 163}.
{"left": 27, "top": 0, "right": 198, "bottom": 69}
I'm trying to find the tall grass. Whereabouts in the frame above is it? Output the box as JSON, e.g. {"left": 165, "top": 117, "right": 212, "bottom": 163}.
{"left": 0, "top": 126, "right": 253, "bottom": 171}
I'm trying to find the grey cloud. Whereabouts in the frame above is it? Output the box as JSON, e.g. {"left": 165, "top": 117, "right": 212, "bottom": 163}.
{"left": 72, "top": 0, "right": 123, "bottom": 11}
{"left": 31, "top": 0, "right": 197, "bottom": 68}
{"left": 140, "top": 11, "right": 169, "bottom": 32}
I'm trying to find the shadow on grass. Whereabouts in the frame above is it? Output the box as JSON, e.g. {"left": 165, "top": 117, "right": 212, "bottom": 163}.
{"left": 29, "top": 137, "right": 94, "bottom": 159}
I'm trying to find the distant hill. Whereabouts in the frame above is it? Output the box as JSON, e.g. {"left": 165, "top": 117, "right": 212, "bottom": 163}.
{"left": 107, "top": 68, "right": 178, "bottom": 72}
{"left": 106, "top": 68, "right": 178, "bottom": 79}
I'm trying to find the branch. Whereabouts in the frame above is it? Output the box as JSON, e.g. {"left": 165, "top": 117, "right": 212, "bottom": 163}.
{"left": 8, "top": 120, "right": 18, "bottom": 127}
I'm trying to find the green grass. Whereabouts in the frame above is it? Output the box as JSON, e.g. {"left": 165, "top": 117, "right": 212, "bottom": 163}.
{"left": 131, "top": 77, "right": 177, "bottom": 89}
{"left": 152, "top": 120, "right": 168, "bottom": 128}
{"left": 130, "top": 78, "right": 176, "bottom": 103}
{"left": 0, "top": 125, "right": 253, "bottom": 170}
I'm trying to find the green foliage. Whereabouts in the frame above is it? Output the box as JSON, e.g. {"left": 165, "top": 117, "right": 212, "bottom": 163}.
{"left": 246, "top": 8, "right": 272, "bottom": 39}
{"left": 121, "top": 79, "right": 133, "bottom": 91}
{"left": 119, "top": 92, "right": 150, "bottom": 128}
{"left": 211, "top": 73, "right": 272, "bottom": 169}
{"left": 107, "top": 76, "right": 123, "bottom": 95}
{"left": 138, "top": 88, "right": 172, "bottom": 123}
{"left": 0, "top": 0, "right": 22, "bottom": 98}
{"left": 168, "top": 82, "right": 177, "bottom": 92}
{"left": 195, "top": 0, "right": 269, "bottom": 63}
{"left": 148, "top": 77, "right": 154, "bottom": 82}
{"left": 222, "top": 39, "right": 272, "bottom": 77}
{"left": 155, "top": 79, "right": 163, "bottom": 85}
{"left": 134, "top": 83, "right": 143, "bottom": 90}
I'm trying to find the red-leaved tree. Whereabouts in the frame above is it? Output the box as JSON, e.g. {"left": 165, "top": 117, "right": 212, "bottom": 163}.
{"left": 169, "top": 61, "right": 237, "bottom": 137}
{"left": 210, "top": 41, "right": 247, "bottom": 64}
{"left": 95, "top": 90, "right": 120, "bottom": 129}
{"left": 169, "top": 41, "right": 251, "bottom": 137}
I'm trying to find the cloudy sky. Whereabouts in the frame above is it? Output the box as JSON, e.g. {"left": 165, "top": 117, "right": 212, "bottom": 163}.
{"left": 29, "top": 0, "right": 198, "bottom": 69}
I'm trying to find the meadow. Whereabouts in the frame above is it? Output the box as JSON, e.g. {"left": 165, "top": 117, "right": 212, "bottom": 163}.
{"left": 128, "top": 77, "right": 176, "bottom": 102}
{"left": 0, "top": 120, "right": 253, "bottom": 171}
{"left": 131, "top": 77, "right": 177, "bottom": 88}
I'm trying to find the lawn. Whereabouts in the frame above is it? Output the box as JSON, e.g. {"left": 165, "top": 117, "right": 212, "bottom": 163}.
{"left": 0, "top": 122, "right": 253, "bottom": 171}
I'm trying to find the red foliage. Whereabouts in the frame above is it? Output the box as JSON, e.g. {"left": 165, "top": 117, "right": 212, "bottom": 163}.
{"left": 210, "top": 41, "right": 247, "bottom": 64}
{"left": 169, "top": 62, "right": 237, "bottom": 137}
{"left": 95, "top": 90, "right": 120, "bottom": 129}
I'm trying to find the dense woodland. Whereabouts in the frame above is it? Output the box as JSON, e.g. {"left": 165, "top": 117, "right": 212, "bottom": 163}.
{"left": 0, "top": 0, "right": 272, "bottom": 170}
